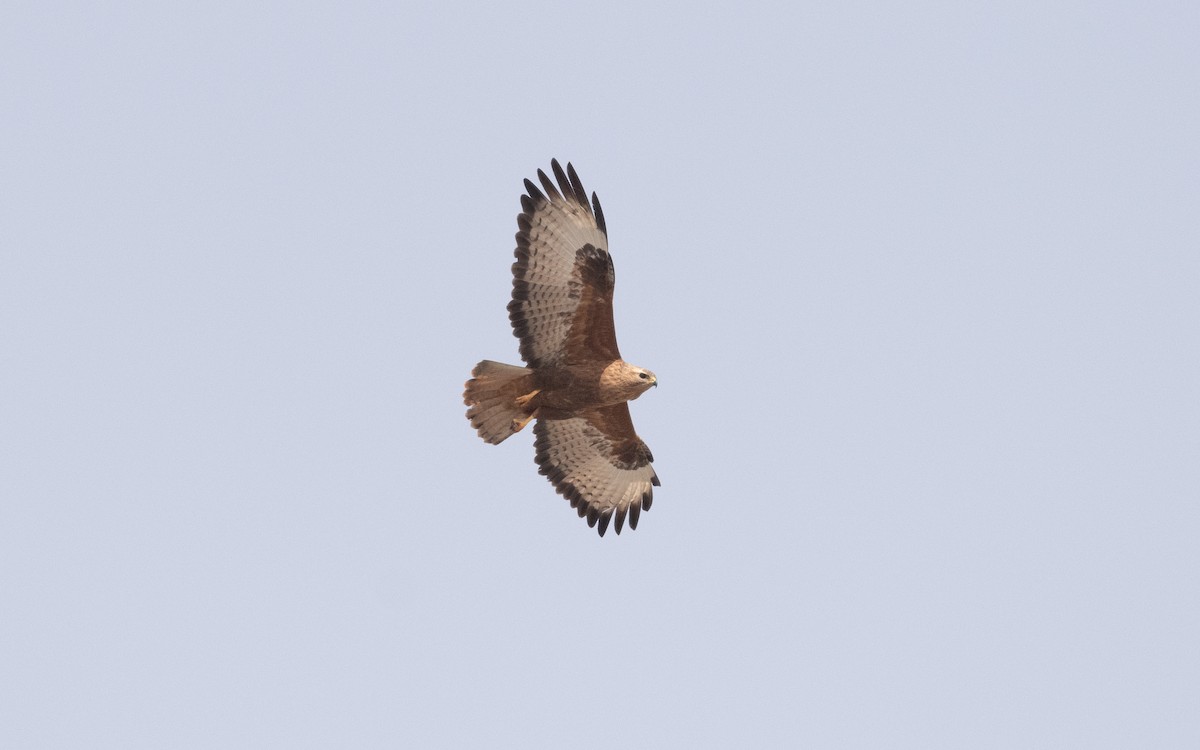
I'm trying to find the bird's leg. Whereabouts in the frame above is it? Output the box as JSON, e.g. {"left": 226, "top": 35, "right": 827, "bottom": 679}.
{"left": 511, "top": 408, "right": 538, "bottom": 433}
{"left": 509, "top": 389, "right": 541, "bottom": 433}
{"left": 513, "top": 389, "right": 541, "bottom": 408}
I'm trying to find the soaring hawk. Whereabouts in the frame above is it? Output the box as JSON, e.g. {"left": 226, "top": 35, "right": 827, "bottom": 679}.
{"left": 463, "top": 160, "right": 659, "bottom": 536}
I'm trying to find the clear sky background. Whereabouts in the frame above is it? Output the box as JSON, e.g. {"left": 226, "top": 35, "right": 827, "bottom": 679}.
{"left": 3, "top": 2, "right": 1198, "bottom": 747}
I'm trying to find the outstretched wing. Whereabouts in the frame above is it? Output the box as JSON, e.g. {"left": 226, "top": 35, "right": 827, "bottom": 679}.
{"left": 533, "top": 404, "right": 659, "bottom": 537}
{"left": 508, "top": 160, "right": 621, "bottom": 368}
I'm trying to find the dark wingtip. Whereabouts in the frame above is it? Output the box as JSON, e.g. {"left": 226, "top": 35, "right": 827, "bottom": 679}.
{"left": 629, "top": 500, "right": 641, "bottom": 530}
{"left": 614, "top": 506, "right": 627, "bottom": 535}
{"left": 523, "top": 178, "right": 545, "bottom": 203}
{"left": 597, "top": 510, "right": 612, "bottom": 537}
{"left": 537, "top": 168, "right": 561, "bottom": 199}
{"left": 551, "top": 159, "right": 571, "bottom": 202}
{"left": 592, "top": 192, "right": 606, "bottom": 235}
{"left": 565, "top": 162, "right": 589, "bottom": 210}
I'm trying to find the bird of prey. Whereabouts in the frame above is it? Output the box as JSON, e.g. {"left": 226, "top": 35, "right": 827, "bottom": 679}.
{"left": 463, "top": 160, "right": 659, "bottom": 536}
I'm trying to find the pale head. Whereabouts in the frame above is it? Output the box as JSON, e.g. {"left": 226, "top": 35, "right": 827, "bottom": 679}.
{"left": 599, "top": 360, "right": 658, "bottom": 404}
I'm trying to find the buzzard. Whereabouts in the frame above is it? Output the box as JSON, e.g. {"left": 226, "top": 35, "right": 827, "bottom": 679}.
{"left": 463, "top": 160, "right": 659, "bottom": 536}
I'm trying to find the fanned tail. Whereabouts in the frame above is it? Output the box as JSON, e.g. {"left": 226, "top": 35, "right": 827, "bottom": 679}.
{"left": 463, "top": 360, "right": 537, "bottom": 444}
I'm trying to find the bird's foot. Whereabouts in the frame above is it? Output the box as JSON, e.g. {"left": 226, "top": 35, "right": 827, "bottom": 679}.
{"left": 514, "top": 389, "right": 541, "bottom": 407}
{"left": 511, "top": 410, "right": 537, "bottom": 433}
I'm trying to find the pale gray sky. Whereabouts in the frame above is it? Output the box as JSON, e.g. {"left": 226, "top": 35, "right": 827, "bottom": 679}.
{"left": 3, "top": 1, "right": 1198, "bottom": 747}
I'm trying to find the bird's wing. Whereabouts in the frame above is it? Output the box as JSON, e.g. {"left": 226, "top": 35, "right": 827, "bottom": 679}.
{"left": 508, "top": 160, "right": 620, "bottom": 368}
{"left": 533, "top": 403, "right": 658, "bottom": 536}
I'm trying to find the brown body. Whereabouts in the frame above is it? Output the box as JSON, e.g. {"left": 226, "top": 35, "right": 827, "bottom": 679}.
{"left": 531, "top": 361, "right": 653, "bottom": 412}
{"left": 465, "top": 358, "right": 655, "bottom": 445}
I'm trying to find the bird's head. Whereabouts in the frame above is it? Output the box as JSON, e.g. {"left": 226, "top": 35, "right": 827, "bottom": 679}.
{"left": 635, "top": 367, "right": 657, "bottom": 389}
{"left": 601, "top": 361, "right": 658, "bottom": 402}
{"left": 625, "top": 365, "right": 658, "bottom": 400}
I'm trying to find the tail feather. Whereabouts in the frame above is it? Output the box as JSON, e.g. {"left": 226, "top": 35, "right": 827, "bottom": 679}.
{"left": 463, "top": 360, "right": 536, "bottom": 444}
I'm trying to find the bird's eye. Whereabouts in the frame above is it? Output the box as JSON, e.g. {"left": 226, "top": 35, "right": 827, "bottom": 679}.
{"left": 638, "top": 373, "right": 648, "bottom": 379}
